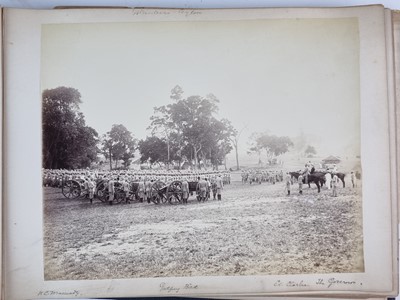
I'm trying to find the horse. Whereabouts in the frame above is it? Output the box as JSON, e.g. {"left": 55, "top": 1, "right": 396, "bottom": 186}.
{"left": 309, "top": 167, "right": 346, "bottom": 188}
{"left": 333, "top": 172, "right": 346, "bottom": 187}
{"left": 289, "top": 171, "right": 325, "bottom": 193}
{"left": 312, "top": 170, "right": 346, "bottom": 188}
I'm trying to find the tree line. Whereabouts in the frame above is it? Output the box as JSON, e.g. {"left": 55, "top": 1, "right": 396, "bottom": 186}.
{"left": 42, "top": 86, "right": 304, "bottom": 170}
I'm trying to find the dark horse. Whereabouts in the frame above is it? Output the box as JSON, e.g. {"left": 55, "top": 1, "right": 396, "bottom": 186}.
{"left": 313, "top": 170, "right": 346, "bottom": 188}
{"left": 331, "top": 172, "right": 346, "bottom": 187}
{"left": 289, "top": 171, "right": 326, "bottom": 193}
{"left": 309, "top": 167, "right": 346, "bottom": 188}
{"left": 309, "top": 166, "right": 346, "bottom": 187}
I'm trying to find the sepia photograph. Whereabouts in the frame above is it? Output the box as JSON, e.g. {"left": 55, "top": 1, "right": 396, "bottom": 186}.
{"left": 41, "top": 17, "right": 364, "bottom": 281}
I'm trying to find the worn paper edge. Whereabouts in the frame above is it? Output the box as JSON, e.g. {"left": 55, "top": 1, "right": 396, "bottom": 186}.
{"left": 0, "top": 5, "right": 396, "bottom": 300}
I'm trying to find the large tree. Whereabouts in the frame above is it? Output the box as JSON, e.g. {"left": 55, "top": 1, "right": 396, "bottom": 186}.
{"left": 148, "top": 86, "right": 235, "bottom": 169}
{"left": 225, "top": 121, "right": 246, "bottom": 171}
{"left": 42, "top": 87, "right": 98, "bottom": 169}
{"left": 102, "top": 124, "right": 136, "bottom": 169}
{"left": 248, "top": 132, "right": 293, "bottom": 164}
{"left": 305, "top": 145, "right": 317, "bottom": 157}
{"left": 138, "top": 136, "right": 168, "bottom": 166}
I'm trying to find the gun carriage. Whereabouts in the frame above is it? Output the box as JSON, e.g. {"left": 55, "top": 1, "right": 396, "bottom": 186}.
{"left": 61, "top": 177, "right": 212, "bottom": 204}
{"left": 61, "top": 178, "right": 88, "bottom": 199}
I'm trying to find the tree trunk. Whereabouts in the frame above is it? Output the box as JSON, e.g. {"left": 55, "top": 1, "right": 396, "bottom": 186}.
{"left": 209, "top": 148, "right": 212, "bottom": 168}
{"left": 193, "top": 145, "right": 202, "bottom": 170}
{"left": 167, "top": 137, "right": 170, "bottom": 170}
{"left": 235, "top": 143, "right": 239, "bottom": 171}
{"left": 193, "top": 148, "right": 198, "bottom": 170}
{"left": 109, "top": 148, "right": 112, "bottom": 170}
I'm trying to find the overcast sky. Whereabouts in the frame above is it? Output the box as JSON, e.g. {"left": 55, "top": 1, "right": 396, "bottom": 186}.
{"left": 41, "top": 18, "right": 360, "bottom": 159}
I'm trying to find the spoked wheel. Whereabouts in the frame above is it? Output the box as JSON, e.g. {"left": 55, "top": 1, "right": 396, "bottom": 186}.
{"left": 167, "top": 181, "right": 183, "bottom": 204}
{"left": 128, "top": 182, "right": 140, "bottom": 203}
{"left": 75, "top": 179, "right": 88, "bottom": 199}
{"left": 62, "top": 180, "right": 81, "bottom": 199}
{"left": 149, "top": 181, "right": 168, "bottom": 204}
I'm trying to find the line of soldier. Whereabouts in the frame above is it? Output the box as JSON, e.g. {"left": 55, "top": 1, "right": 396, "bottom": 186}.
{"left": 194, "top": 175, "right": 224, "bottom": 202}
{"left": 43, "top": 169, "right": 231, "bottom": 187}
{"left": 43, "top": 168, "right": 229, "bottom": 204}
{"left": 241, "top": 169, "right": 284, "bottom": 184}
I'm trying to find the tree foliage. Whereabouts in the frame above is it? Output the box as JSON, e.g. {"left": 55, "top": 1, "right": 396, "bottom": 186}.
{"left": 248, "top": 132, "right": 293, "bottom": 163}
{"left": 146, "top": 85, "right": 235, "bottom": 169}
{"left": 102, "top": 124, "right": 136, "bottom": 169}
{"left": 138, "top": 136, "right": 168, "bottom": 165}
{"left": 305, "top": 145, "right": 317, "bottom": 157}
{"left": 42, "top": 87, "right": 98, "bottom": 169}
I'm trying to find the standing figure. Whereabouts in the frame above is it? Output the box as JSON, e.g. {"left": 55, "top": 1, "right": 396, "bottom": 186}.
{"left": 211, "top": 179, "right": 217, "bottom": 200}
{"left": 137, "top": 179, "right": 145, "bottom": 203}
{"left": 145, "top": 179, "right": 152, "bottom": 203}
{"left": 83, "top": 178, "right": 90, "bottom": 198}
{"left": 303, "top": 164, "right": 310, "bottom": 185}
{"left": 325, "top": 173, "right": 332, "bottom": 190}
{"left": 122, "top": 178, "right": 130, "bottom": 203}
{"left": 285, "top": 173, "right": 292, "bottom": 195}
{"left": 108, "top": 178, "right": 115, "bottom": 205}
{"left": 205, "top": 178, "right": 211, "bottom": 200}
{"left": 197, "top": 177, "right": 208, "bottom": 202}
{"left": 350, "top": 171, "right": 357, "bottom": 188}
{"left": 215, "top": 175, "right": 224, "bottom": 201}
{"left": 298, "top": 174, "right": 304, "bottom": 195}
{"left": 332, "top": 174, "right": 339, "bottom": 197}
{"left": 88, "top": 177, "right": 95, "bottom": 204}
{"left": 182, "top": 179, "right": 189, "bottom": 204}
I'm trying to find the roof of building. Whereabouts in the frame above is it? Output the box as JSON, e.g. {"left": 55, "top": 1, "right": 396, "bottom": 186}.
{"left": 322, "top": 155, "right": 341, "bottom": 162}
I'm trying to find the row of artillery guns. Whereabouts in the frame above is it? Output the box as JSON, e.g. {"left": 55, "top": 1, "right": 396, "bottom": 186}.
{"left": 61, "top": 178, "right": 213, "bottom": 205}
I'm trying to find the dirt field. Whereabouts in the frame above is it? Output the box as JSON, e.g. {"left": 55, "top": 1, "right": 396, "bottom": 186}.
{"left": 43, "top": 179, "right": 363, "bottom": 280}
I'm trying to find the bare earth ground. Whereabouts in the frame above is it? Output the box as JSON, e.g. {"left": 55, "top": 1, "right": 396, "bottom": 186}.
{"left": 43, "top": 180, "right": 363, "bottom": 280}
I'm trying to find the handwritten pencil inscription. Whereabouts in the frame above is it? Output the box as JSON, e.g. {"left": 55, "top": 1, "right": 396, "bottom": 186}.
{"left": 37, "top": 290, "right": 80, "bottom": 297}
{"left": 159, "top": 282, "right": 199, "bottom": 294}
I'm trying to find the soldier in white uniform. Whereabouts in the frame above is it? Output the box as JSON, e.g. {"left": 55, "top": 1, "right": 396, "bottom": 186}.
{"left": 215, "top": 175, "right": 224, "bottom": 201}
